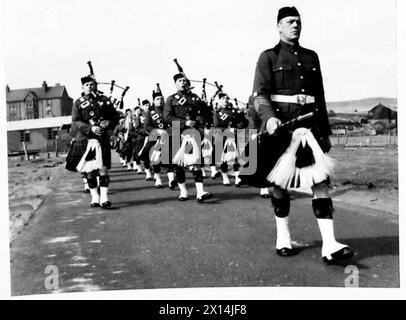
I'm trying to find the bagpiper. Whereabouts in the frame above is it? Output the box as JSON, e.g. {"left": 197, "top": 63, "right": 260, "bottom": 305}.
{"left": 164, "top": 72, "right": 213, "bottom": 202}
{"left": 66, "top": 74, "right": 120, "bottom": 208}
{"left": 212, "top": 92, "right": 248, "bottom": 187}
{"left": 143, "top": 85, "right": 177, "bottom": 189}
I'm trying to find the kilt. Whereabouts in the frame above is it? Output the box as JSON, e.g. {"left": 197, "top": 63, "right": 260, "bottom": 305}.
{"left": 239, "top": 130, "right": 292, "bottom": 188}
{"left": 239, "top": 125, "right": 331, "bottom": 188}
{"left": 65, "top": 137, "right": 111, "bottom": 172}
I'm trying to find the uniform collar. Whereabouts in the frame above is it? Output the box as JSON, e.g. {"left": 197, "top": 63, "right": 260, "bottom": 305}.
{"left": 279, "top": 40, "right": 301, "bottom": 53}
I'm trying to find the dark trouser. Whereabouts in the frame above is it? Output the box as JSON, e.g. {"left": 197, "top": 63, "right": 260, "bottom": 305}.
{"left": 175, "top": 166, "right": 203, "bottom": 184}
{"left": 220, "top": 161, "right": 240, "bottom": 173}
{"left": 153, "top": 164, "right": 175, "bottom": 174}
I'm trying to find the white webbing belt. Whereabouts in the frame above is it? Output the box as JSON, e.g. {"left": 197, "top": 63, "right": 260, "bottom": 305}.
{"left": 271, "top": 94, "right": 315, "bottom": 105}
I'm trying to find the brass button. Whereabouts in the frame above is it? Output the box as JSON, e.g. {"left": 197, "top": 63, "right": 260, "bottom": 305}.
{"left": 279, "top": 66, "right": 283, "bottom": 70}
{"left": 301, "top": 89, "right": 305, "bottom": 93}
{"left": 297, "top": 62, "right": 301, "bottom": 66}
{"left": 300, "top": 76, "right": 304, "bottom": 79}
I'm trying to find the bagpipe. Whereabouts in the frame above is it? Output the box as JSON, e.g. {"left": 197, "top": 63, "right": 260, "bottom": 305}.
{"left": 86, "top": 61, "right": 130, "bottom": 110}
{"left": 239, "top": 112, "right": 334, "bottom": 189}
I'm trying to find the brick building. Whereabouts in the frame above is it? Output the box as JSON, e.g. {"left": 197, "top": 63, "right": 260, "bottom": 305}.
{"left": 6, "top": 81, "right": 73, "bottom": 153}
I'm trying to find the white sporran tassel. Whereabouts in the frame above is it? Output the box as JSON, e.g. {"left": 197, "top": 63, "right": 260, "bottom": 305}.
{"left": 221, "top": 137, "right": 238, "bottom": 163}
{"left": 76, "top": 139, "right": 103, "bottom": 173}
{"left": 267, "top": 128, "right": 334, "bottom": 189}
{"left": 173, "top": 135, "right": 200, "bottom": 166}
{"left": 150, "top": 139, "right": 162, "bottom": 164}
{"left": 201, "top": 138, "right": 213, "bottom": 159}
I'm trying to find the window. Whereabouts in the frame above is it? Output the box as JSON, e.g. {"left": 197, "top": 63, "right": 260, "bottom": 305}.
{"left": 25, "top": 103, "right": 34, "bottom": 119}
{"left": 47, "top": 128, "right": 58, "bottom": 140}
{"left": 46, "top": 101, "right": 53, "bottom": 117}
{"left": 20, "top": 130, "right": 30, "bottom": 142}
{"left": 9, "top": 104, "right": 18, "bottom": 121}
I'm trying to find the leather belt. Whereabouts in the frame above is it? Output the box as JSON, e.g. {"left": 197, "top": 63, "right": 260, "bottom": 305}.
{"left": 271, "top": 94, "right": 315, "bottom": 106}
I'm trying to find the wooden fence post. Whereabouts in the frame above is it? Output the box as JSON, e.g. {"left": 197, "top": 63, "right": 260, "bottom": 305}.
{"left": 22, "top": 141, "right": 28, "bottom": 161}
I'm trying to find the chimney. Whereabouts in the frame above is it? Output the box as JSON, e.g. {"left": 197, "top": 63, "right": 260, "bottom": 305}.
{"left": 42, "top": 81, "right": 48, "bottom": 92}
{"left": 6, "top": 85, "right": 10, "bottom": 92}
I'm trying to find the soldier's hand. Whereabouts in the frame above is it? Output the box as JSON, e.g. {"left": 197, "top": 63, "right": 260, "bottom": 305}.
{"left": 91, "top": 125, "right": 103, "bottom": 136}
{"left": 100, "top": 120, "right": 110, "bottom": 129}
{"left": 266, "top": 117, "right": 281, "bottom": 135}
{"left": 186, "top": 120, "right": 196, "bottom": 127}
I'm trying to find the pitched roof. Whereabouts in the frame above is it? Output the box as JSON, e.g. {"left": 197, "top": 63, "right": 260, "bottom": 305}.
{"left": 368, "top": 103, "right": 397, "bottom": 120}
{"left": 6, "top": 85, "right": 69, "bottom": 102}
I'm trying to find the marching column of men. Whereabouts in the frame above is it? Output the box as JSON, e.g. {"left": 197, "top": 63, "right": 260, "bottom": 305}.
{"left": 67, "top": 5, "right": 355, "bottom": 265}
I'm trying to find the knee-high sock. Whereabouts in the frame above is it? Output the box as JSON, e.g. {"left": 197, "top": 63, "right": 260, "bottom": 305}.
{"left": 195, "top": 182, "right": 206, "bottom": 198}
{"left": 201, "top": 168, "right": 206, "bottom": 177}
{"left": 275, "top": 216, "right": 292, "bottom": 249}
{"left": 99, "top": 176, "right": 109, "bottom": 203}
{"left": 221, "top": 172, "right": 230, "bottom": 184}
{"left": 154, "top": 173, "right": 162, "bottom": 186}
{"left": 90, "top": 188, "right": 100, "bottom": 204}
{"left": 88, "top": 175, "right": 99, "bottom": 204}
{"left": 317, "top": 219, "right": 347, "bottom": 258}
{"left": 313, "top": 198, "right": 347, "bottom": 257}
{"left": 210, "top": 165, "right": 218, "bottom": 176}
{"left": 145, "top": 168, "right": 152, "bottom": 179}
{"left": 178, "top": 182, "right": 188, "bottom": 198}
{"left": 234, "top": 171, "right": 241, "bottom": 184}
{"left": 167, "top": 172, "right": 175, "bottom": 185}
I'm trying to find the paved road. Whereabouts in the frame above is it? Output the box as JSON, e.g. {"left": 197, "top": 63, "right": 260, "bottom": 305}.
{"left": 10, "top": 154, "right": 399, "bottom": 295}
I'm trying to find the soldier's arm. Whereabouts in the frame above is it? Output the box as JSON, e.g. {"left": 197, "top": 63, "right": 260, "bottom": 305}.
{"left": 71, "top": 100, "right": 92, "bottom": 136}
{"left": 213, "top": 110, "right": 221, "bottom": 129}
{"left": 252, "top": 51, "right": 277, "bottom": 123}
{"left": 237, "top": 112, "right": 249, "bottom": 129}
{"left": 314, "top": 54, "right": 332, "bottom": 136}
{"left": 143, "top": 110, "right": 154, "bottom": 134}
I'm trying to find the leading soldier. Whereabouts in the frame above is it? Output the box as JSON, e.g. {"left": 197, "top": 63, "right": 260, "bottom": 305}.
{"left": 66, "top": 75, "right": 120, "bottom": 208}
{"left": 252, "top": 6, "right": 353, "bottom": 263}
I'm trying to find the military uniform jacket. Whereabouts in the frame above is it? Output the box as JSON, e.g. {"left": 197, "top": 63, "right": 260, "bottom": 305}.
{"left": 252, "top": 40, "right": 331, "bottom": 136}
{"left": 71, "top": 92, "right": 119, "bottom": 142}
{"left": 213, "top": 106, "right": 249, "bottom": 130}
{"left": 144, "top": 106, "right": 167, "bottom": 133}
{"left": 163, "top": 91, "right": 207, "bottom": 134}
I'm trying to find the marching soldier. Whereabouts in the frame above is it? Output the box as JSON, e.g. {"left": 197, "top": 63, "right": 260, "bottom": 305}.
{"left": 252, "top": 6, "right": 353, "bottom": 263}
{"left": 66, "top": 74, "right": 119, "bottom": 208}
{"left": 113, "top": 117, "right": 127, "bottom": 166}
{"left": 134, "top": 100, "right": 153, "bottom": 181}
{"left": 131, "top": 107, "right": 144, "bottom": 173}
{"left": 164, "top": 73, "right": 213, "bottom": 202}
{"left": 144, "top": 88, "right": 177, "bottom": 189}
{"left": 213, "top": 93, "right": 248, "bottom": 186}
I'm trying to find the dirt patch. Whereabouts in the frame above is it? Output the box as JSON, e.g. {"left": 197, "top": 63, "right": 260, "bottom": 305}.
{"left": 329, "top": 146, "right": 398, "bottom": 214}
{"left": 8, "top": 155, "right": 67, "bottom": 244}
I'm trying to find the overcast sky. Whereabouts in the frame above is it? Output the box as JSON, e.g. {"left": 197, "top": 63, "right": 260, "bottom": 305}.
{"left": 1, "top": 0, "right": 397, "bottom": 107}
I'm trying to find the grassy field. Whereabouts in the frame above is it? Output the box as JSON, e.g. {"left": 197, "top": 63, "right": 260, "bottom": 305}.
{"left": 328, "top": 145, "right": 398, "bottom": 214}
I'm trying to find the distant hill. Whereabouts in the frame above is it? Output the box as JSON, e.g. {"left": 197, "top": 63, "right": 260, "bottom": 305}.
{"left": 327, "top": 97, "right": 397, "bottom": 114}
